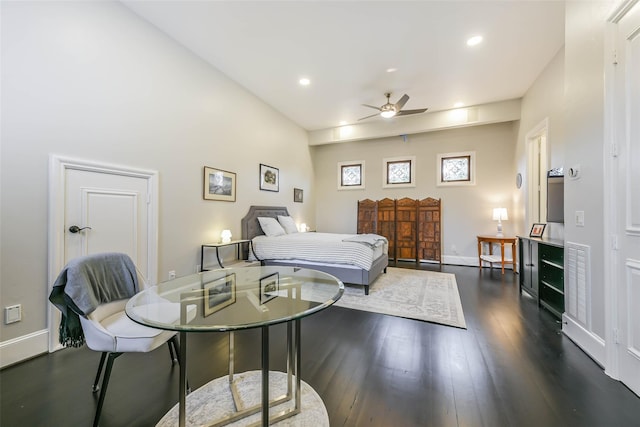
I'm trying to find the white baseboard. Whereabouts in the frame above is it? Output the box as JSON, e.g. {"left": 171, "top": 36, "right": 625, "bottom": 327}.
{"left": 441, "top": 255, "right": 516, "bottom": 270}
{"left": 562, "top": 314, "right": 606, "bottom": 368}
{"left": 442, "top": 255, "right": 477, "bottom": 267}
{"left": 0, "top": 329, "right": 49, "bottom": 369}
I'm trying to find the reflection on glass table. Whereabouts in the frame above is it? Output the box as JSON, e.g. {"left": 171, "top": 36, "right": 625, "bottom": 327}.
{"left": 126, "top": 266, "right": 344, "bottom": 427}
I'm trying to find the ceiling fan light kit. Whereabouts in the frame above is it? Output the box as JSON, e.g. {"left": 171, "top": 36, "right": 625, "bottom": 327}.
{"left": 359, "top": 92, "right": 428, "bottom": 121}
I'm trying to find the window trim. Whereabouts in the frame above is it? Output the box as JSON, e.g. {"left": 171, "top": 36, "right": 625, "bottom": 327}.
{"left": 437, "top": 151, "right": 476, "bottom": 186}
{"left": 337, "top": 160, "right": 365, "bottom": 190}
{"left": 382, "top": 156, "right": 416, "bottom": 189}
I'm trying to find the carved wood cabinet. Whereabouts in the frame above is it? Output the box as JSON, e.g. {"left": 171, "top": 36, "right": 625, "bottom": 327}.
{"left": 357, "top": 198, "right": 441, "bottom": 263}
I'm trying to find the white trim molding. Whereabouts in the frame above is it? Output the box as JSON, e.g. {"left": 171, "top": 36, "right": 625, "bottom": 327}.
{"left": 0, "top": 329, "right": 49, "bottom": 369}
{"left": 47, "top": 155, "right": 159, "bottom": 352}
{"left": 337, "top": 160, "right": 365, "bottom": 190}
{"left": 436, "top": 151, "right": 476, "bottom": 187}
{"left": 383, "top": 156, "right": 416, "bottom": 189}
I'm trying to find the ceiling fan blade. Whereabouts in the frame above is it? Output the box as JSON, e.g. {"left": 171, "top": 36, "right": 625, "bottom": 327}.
{"left": 394, "top": 94, "right": 410, "bottom": 110}
{"left": 358, "top": 113, "right": 380, "bottom": 121}
{"left": 362, "top": 104, "right": 382, "bottom": 111}
{"left": 396, "top": 108, "right": 428, "bottom": 116}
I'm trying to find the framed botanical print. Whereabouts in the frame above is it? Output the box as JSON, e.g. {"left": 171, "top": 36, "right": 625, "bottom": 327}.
{"left": 294, "top": 188, "right": 303, "bottom": 203}
{"left": 259, "top": 164, "right": 279, "bottom": 192}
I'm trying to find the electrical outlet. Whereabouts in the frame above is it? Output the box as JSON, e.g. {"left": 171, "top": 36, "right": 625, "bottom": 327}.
{"left": 196, "top": 264, "right": 201, "bottom": 273}
{"left": 5, "top": 304, "right": 21, "bottom": 324}
{"left": 168, "top": 270, "right": 176, "bottom": 280}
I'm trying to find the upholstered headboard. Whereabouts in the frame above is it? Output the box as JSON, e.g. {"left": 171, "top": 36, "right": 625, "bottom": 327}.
{"left": 241, "top": 205, "right": 291, "bottom": 241}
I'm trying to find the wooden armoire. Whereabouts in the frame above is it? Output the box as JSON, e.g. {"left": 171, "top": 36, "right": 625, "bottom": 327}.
{"left": 357, "top": 198, "right": 441, "bottom": 263}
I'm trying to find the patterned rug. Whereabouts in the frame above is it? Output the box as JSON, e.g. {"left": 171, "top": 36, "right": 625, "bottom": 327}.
{"left": 156, "top": 371, "right": 328, "bottom": 427}
{"left": 336, "top": 267, "right": 466, "bottom": 329}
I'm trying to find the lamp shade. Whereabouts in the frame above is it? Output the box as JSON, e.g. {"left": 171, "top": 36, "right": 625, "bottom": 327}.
{"left": 492, "top": 208, "right": 508, "bottom": 221}
{"left": 299, "top": 223, "right": 307, "bottom": 232}
{"left": 220, "top": 229, "right": 232, "bottom": 243}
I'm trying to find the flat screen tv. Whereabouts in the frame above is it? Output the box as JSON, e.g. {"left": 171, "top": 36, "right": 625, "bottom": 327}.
{"left": 547, "top": 168, "right": 564, "bottom": 223}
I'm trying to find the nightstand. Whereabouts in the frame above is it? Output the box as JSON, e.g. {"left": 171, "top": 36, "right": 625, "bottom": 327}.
{"left": 200, "top": 240, "right": 252, "bottom": 270}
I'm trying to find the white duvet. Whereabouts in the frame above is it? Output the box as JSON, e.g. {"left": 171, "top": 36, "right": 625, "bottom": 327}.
{"left": 250, "top": 232, "right": 388, "bottom": 270}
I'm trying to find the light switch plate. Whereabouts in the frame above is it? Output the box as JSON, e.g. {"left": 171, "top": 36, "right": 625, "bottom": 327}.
{"left": 5, "top": 304, "right": 21, "bottom": 324}
{"left": 576, "top": 210, "right": 585, "bottom": 227}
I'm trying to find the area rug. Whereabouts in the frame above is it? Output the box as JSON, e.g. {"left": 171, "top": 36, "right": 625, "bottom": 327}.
{"left": 335, "top": 267, "right": 466, "bottom": 329}
{"left": 156, "top": 371, "right": 328, "bottom": 427}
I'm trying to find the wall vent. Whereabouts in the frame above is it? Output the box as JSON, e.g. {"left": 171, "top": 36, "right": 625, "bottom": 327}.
{"left": 566, "top": 242, "right": 591, "bottom": 327}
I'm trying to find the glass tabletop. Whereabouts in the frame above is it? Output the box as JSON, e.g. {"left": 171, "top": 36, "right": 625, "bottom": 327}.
{"left": 125, "top": 266, "right": 344, "bottom": 332}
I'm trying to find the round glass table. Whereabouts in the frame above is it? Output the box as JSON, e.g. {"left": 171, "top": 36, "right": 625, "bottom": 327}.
{"left": 126, "top": 266, "right": 344, "bottom": 427}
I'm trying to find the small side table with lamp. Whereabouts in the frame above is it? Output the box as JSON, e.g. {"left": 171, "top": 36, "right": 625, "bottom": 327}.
{"left": 201, "top": 229, "right": 253, "bottom": 270}
{"left": 477, "top": 208, "right": 516, "bottom": 274}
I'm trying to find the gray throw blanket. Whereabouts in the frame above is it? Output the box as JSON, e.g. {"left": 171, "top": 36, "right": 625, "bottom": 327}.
{"left": 48, "top": 252, "right": 139, "bottom": 348}
{"left": 342, "top": 233, "right": 388, "bottom": 248}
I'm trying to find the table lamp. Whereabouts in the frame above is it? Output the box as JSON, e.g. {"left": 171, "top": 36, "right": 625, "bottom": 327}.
{"left": 220, "top": 229, "right": 232, "bottom": 244}
{"left": 492, "top": 208, "right": 508, "bottom": 237}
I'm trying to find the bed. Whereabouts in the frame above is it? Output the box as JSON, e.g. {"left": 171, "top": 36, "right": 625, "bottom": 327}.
{"left": 241, "top": 206, "right": 388, "bottom": 295}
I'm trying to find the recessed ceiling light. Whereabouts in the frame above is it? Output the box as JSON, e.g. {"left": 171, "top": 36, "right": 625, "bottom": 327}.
{"left": 299, "top": 78, "right": 310, "bottom": 86}
{"left": 466, "top": 35, "right": 483, "bottom": 46}
{"left": 454, "top": 102, "right": 465, "bottom": 108}
{"left": 386, "top": 68, "right": 398, "bottom": 73}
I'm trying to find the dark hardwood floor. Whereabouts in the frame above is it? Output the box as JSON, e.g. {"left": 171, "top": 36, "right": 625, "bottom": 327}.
{"left": 2, "top": 263, "right": 639, "bottom": 426}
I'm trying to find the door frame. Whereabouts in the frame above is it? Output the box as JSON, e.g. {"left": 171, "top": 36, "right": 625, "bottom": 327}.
{"left": 47, "top": 155, "right": 159, "bottom": 351}
{"left": 525, "top": 118, "right": 549, "bottom": 227}
{"left": 604, "top": 0, "right": 640, "bottom": 384}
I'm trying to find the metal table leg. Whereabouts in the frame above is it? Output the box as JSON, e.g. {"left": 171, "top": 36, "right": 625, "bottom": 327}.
{"left": 179, "top": 331, "right": 187, "bottom": 427}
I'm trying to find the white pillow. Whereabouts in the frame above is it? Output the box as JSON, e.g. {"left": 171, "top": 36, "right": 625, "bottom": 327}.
{"left": 257, "top": 217, "right": 286, "bottom": 237}
{"left": 277, "top": 215, "right": 298, "bottom": 234}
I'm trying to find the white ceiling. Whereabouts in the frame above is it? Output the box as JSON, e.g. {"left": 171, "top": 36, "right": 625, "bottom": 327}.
{"left": 122, "top": 1, "right": 565, "bottom": 132}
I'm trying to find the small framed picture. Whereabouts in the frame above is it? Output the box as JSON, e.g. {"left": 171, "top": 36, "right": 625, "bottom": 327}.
{"left": 294, "top": 188, "right": 303, "bottom": 203}
{"left": 529, "top": 223, "right": 547, "bottom": 238}
{"left": 203, "top": 273, "right": 236, "bottom": 316}
{"left": 259, "top": 164, "right": 279, "bottom": 192}
{"left": 203, "top": 166, "right": 236, "bottom": 202}
{"left": 260, "top": 272, "right": 279, "bottom": 304}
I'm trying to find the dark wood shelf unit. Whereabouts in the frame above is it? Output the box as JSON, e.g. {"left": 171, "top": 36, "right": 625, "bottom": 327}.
{"left": 518, "top": 236, "right": 564, "bottom": 318}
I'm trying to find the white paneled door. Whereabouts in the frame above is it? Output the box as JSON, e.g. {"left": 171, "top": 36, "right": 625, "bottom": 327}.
{"left": 64, "top": 169, "right": 150, "bottom": 278}
{"left": 48, "top": 156, "right": 158, "bottom": 351}
{"left": 613, "top": 0, "right": 640, "bottom": 396}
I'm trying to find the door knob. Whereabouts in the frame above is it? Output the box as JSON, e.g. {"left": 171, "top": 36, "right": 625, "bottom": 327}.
{"left": 69, "top": 225, "right": 92, "bottom": 233}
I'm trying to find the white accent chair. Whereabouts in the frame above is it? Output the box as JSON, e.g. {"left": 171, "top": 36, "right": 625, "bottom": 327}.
{"left": 79, "top": 270, "right": 181, "bottom": 427}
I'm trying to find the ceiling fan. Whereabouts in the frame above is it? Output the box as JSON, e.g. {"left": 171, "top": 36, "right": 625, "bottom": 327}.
{"left": 358, "top": 92, "right": 428, "bottom": 121}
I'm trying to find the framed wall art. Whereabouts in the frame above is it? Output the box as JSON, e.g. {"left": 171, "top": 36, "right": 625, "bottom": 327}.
{"left": 529, "top": 223, "right": 546, "bottom": 238}
{"left": 294, "top": 188, "right": 303, "bottom": 203}
{"left": 202, "top": 273, "right": 236, "bottom": 316}
{"left": 203, "top": 166, "right": 236, "bottom": 202}
{"left": 260, "top": 272, "right": 279, "bottom": 304}
{"left": 259, "top": 164, "right": 279, "bottom": 192}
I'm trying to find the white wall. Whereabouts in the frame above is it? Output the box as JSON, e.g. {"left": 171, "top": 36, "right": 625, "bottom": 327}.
{"left": 561, "top": 0, "right": 617, "bottom": 363}
{"left": 0, "top": 1, "right": 313, "bottom": 359}
{"left": 312, "top": 122, "right": 518, "bottom": 265}
{"left": 514, "top": 47, "right": 566, "bottom": 239}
